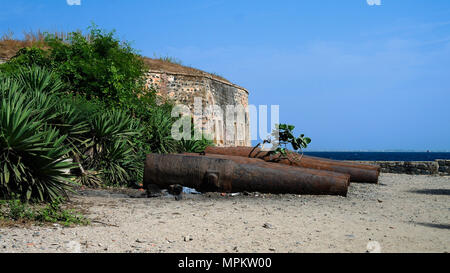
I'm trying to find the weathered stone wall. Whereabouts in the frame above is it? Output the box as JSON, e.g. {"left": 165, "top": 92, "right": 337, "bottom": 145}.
{"left": 352, "top": 160, "right": 450, "bottom": 176}
{"left": 436, "top": 160, "right": 450, "bottom": 174}
{"left": 145, "top": 70, "right": 250, "bottom": 147}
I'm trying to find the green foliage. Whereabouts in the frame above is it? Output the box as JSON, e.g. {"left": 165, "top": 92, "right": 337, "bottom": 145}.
{"left": 178, "top": 137, "right": 214, "bottom": 153}
{"left": 84, "top": 110, "right": 142, "bottom": 186}
{"left": 1, "top": 198, "right": 34, "bottom": 220}
{"left": 177, "top": 117, "right": 214, "bottom": 153}
{"left": 0, "top": 83, "right": 75, "bottom": 202}
{"left": 0, "top": 65, "right": 147, "bottom": 191}
{"left": 274, "top": 124, "right": 311, "bottom": 154}
{"left": 0, "top": 24, "right": 191, "bottom": 194}
{"left": 1, "top": 24, "right": 152, "bottom": 112}
{"left": 50, "top": 101, "right": 91, "bottom": 154}
{"left": 14, "top": 65, "right": 66, "bottom": 94}
{"left": 143, "top": 104, "right": 179, "bottom": 154}
{"left": 46, "top": 25, "right": 150, "bottom": 109}
{"left": 0, "top": 47, "right": 51, "bottom": 74}
{"left": 33, "top": 197, "right": 89, "bottom": 226}
{"left": 262, "top": 123, "right": 311, "bottom": 161}
{"left": 0, "top": 197, "right": 89, "bottom": 226}
{"left": 74, "top": 170, "right": 103, "bottom": 188}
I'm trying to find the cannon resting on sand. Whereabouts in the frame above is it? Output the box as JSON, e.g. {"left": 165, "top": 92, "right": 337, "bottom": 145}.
{"left": 143, "top": 147, "right": 380, "bottom": 197}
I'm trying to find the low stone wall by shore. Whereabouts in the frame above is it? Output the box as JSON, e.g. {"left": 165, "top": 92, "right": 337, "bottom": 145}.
{"left": 351, "top": 160, "right": 450, "bottom": 176}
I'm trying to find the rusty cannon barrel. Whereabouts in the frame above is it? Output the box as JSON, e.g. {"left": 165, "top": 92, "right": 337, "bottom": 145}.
{"left": 144, "top": 153, "right": 348, "bottom": 196}
{"left": 204, "top": 146, "right": 380, "bottom": 183}
{"left": 184, "top": 153, "right": 351, "bottom": 186}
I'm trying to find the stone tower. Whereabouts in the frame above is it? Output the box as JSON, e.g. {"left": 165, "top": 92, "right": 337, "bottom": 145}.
{"left": 144, "top": 58, "right": 250, "bottom": 147}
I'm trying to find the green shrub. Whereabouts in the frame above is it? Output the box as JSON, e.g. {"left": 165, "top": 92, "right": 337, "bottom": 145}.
{"left": 2, "top": 198, "right": 34, "bottom": 220}
{"left": 0, "top": 85, "right": 75, "bottom": 202}
{"left": 33, "top": 198, "right": 89, "bottom": 226}
{"left": 3, "top": 25, "right": 150, "bottom": 110}
{"left": 0, "top": 47, "right": 51, "bottom": 75}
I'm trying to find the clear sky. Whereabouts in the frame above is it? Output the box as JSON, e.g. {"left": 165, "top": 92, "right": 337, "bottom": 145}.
{"left": 1, "top": 0, "right": 449, "bottom": 151}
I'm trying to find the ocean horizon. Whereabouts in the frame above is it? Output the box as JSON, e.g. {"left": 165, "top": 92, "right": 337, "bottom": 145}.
{"left": 302, "top": 151, "right": 450, "bottom": 162}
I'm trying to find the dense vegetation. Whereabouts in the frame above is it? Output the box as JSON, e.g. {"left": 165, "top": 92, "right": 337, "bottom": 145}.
{"left": 0, "top": 25, "right": 212, "bottom": 206}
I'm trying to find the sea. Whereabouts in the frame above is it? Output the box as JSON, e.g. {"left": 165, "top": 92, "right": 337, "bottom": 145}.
{"left": 302, "top": 152, "right": 450, "bottom": 162}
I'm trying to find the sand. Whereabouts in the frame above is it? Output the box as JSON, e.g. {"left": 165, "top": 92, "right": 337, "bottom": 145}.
{"left": 0, "top": 173, "right": 449, "bottom": 253}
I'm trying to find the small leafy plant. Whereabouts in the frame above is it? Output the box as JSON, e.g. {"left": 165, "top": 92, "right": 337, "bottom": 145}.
{"left": 256, "top": 123, "right": 311, "bottom": 163}
{"left": 33, "top": 198, "right": 89, "bottom": 226}
{"left": 0, "top": 197, "right": 89, "bottom": 226}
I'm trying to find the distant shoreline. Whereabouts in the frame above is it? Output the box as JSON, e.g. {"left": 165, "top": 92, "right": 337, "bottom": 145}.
{"left": 305, "top": 151, "right": 450, "bottom": 153}
{"left": 303, "top": 151, "right": 450, "bottom": 162}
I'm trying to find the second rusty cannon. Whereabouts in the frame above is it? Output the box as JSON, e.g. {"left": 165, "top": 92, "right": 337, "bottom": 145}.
{"left": 144, "top": 153, "right": 349, "bottom": 196}
{"left": 204, "top": 146, "right": 380, "bottom": 183}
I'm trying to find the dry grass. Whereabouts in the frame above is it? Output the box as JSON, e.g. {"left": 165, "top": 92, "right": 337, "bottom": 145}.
{"left": 0, "top": 31, "right": 46, "bottom": 59}
{"left": 143, "top": 57, "right": 230, "bottom": 83}
{"left": 0, "top": 30, "right": 80, "bottom": 60}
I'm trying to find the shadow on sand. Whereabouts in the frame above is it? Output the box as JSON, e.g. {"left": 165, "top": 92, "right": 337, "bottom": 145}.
{"left": 414, "top": 222, "right": 450, "bottom": 230}
{"left": 408, "top": 189, "right": 450, "bottom": 196}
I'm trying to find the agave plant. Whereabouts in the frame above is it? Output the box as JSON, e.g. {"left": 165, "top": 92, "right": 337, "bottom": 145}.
{"left": 13, "top": 65, "right": 66, "bottom": 94}
{"left": 177, "top": 118, "right": 214, "bottom": 153}
{"left": 74, "top": 170, "right": 103, "bottom": 188}
{"left": 0, "top": 86, "right": 75, "bottom": 202}
{"left": 87, "top": 109, "right": 140, "bottom": 161}
{"left": 1, "top": 65, "right": 147, "bottom": 190}
{"left": 97, "top": 140, "right": 141, "bottom": 186}
{"left": 143, "top": 105, "right": 178, "bottom": 154}
{"left": 82, "top": 110, "right": 142, "bottom": 186}
{"left": 49, "top": 101, "right": 91, "bottom": 154}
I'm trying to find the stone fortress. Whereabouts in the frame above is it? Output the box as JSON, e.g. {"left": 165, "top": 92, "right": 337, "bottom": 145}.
{"left": 144, "top": 58, "right": 251, "bottom": 147}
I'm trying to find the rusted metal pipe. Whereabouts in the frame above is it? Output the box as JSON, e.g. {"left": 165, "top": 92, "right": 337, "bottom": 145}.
{"left": 144, "top": 153, "right": 348, "bottom": 196}
{"left": 204, "top": 146, "right": 380, "bottom": 183}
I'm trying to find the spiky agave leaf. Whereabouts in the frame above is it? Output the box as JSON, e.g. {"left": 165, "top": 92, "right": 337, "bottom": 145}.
{"left": 0, "top": 86, "right": 76, "bottom": 202}
{"left": 79, "top": 109, "right": 142, "bottom": 186}
{"left": 14, "top": 65, "right": 66, "bottom": 94}
{"left": 85, "top": 109, "right": 140, "bottom": 166}
{"left": 90, "top": 109, "right": 140, "bottom": 143}
{"left": 98, "top": 140, "right": 141, "bottom": 186}
{"left": 49, "top": 101, "right": 91, "bottom": 154}
{"left": 144, "top": 106, "right": 178, "bottom": 154}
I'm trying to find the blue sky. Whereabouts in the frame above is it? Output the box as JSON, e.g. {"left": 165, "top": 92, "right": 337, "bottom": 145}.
{"left": 1, "top": 0, "right": 449, "bottom": 151}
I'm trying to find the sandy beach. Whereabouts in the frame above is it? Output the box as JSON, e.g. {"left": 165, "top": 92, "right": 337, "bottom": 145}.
{"left": 0, "top": 173, "right": 449, "bottom": 253}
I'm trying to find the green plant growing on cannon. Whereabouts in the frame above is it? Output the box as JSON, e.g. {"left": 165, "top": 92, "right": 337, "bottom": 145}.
{"left": 253, "top": 124, "right": 311, "bottom": 163}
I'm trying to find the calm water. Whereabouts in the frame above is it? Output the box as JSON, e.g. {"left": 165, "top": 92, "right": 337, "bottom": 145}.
{"left": 302, "top": 152, "right": 450, "bottom": 162}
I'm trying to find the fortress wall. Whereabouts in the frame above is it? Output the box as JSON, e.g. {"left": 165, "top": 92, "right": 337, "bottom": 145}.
{"left": 145, "top": 70, "right": 250, "bottom": 147}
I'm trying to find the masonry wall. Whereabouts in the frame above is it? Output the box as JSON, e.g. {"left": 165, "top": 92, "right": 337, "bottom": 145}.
{"left": 352, "top": 160, "right": 450, "bottom": 176}
{"left": 145, "top": 70, "right": 250, "bottom": 147}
